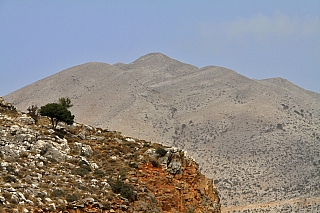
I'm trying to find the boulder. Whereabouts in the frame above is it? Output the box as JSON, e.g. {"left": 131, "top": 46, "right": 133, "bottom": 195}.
{"left": 16, "top": 114, "right": 35, "bottom": 125}
{"left": 81, "top": 144, "right": 93, "bottom": 156}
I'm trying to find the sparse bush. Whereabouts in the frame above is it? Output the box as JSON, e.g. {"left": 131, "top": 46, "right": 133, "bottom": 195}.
{"left": 46, "top": 156, "right": 58, "bottom": 163}
{"left": 6, "top": 165, "right": 18, "bottom": 176}
{"left": 93, "top": 169, "right": 105, "bottom": 178}
{"left": 120, "top": 183, "right": 134, "bottom": 201}
{"left": 187, "top": 207, "right": 195, "bottom": 213}
{"left": 27, "top": 105, "right": 39, "bottom": 124}
{"left": 110, "top": 179, "right": 123, "bottom": 194}
{"left": 277, "top": 123, "right": 283, "bottom": 130}
{"left": 19, "top": 151, "right": 29, "bottom": 158}
{"left": 129, "top": 162, "right": 138, "bottom": 168}
{"left": 71, "top": 160, "right": 92, "bottom": 177}
{"left": 155, "top": 147, "right": 167, "bottom": 157}
{"left": 58, "top": 97, "right": 73, "bottom": 108}
{"left": 51, "top": 188, "right": 65, "bottom": 198}
{"left": 101, "top": 201, "right": 111, "bottom": 210}
{"left": 150, "top": 158, "right": 160, "bottom": 168}
{"left": 143, "top": 143, "right": 151, "bottom": 148}
{"left": 110, "top": 179, "right": 135, "bottom": 201}
{"left": 4, "top": 175, "right": 17, "bottom": 183}
{"left": 66, "top": 193, "right": 78, "bottom": 202}
{"left": 71, "top": 166, "right": 91, "bottom": 177}
{"left": 53, "top": 131, "right": 64, "bottom": 139}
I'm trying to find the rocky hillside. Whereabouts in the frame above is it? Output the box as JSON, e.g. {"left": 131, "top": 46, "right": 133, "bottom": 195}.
{"left": 4, "top": 53, "right": 320, "bottom": 209}
{"left": 0, "top": 98, "right": 221, "bottom": 213}
{"left": 222, "top": 197, "right": 320, "bottom": 213}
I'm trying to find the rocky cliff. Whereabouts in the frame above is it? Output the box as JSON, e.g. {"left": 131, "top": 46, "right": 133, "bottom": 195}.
{"left": 0, "top": 97, "right": 220, "bottom": 213}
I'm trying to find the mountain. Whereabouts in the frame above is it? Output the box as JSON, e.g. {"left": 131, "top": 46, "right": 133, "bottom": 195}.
{"left": 5, "top": 53, "right": 320, "bottom": 209}
{"left": 0, "top": 97, "right": 221, "bottom": 212}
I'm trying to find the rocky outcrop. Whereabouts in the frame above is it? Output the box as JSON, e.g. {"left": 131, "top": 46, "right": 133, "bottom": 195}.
{"left": 0, "top": 98, "right": 220, "bottom": 213}
{"left": 137, "top": 147, "right": 220, "bottom": 213}
{"left": 0, "top": 97, "right": 15, "bottom": 111}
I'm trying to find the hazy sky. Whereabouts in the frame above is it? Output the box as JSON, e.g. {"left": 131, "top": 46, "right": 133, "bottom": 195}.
{"left": 1, "top": 1, "right": 320, "bottom": 96}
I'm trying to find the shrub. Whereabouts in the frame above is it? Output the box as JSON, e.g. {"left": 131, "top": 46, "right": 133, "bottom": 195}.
{"left": 110, "top": 179, "right": 135, "bottom": 201}
{"left": 4, "top": 175, "right": 17, "bottom": 183}
{"left": 27, "top": 105, "right": 39, "bottom": 124}
{"left": 71, "top": 167, "right": 91, "bottom": 177}
{"left": 53, "top": 131, "right": 64, "bottom": 139}
{"left": 129, "top": 162, "right": 138, "bottom": 168}
{"left": 66, "top": 193, "right": 78, "bottom": 202}
{"left": 93, "top": 169, "right": 105, "bottom": 178}
{"left": 120, "top": 183, "right": 134, "bottom": 201}
{"left": 143, "top": 143, "right": 150, "bottom": 148}
{"left": 6, "top": 166, "right": 18, "bottom": 176}
{"left": 150, "top": 158, "right": 160, "bottom": 167}
{"left": 19, "top": 151, "right": 29, "bottom": 158}
{"left": 155, "top": 147, "right": 167, "bottom": 157}
{"left": 71, "top": 161, "right": 92, "bottom": 177}
{"left": 51, "top": 188, "right": 65, "bottom": 198}
{"left": 110, "top": 179, "right": 123, "bottom": 194}
{"left": 58, "top": 97, "right": 73, "bottom": 108}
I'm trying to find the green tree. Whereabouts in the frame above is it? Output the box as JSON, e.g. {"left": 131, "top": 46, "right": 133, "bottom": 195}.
{"left": 39, "top": 103, "right": 74, "bottom": 129}
{"left": 58, "top": 97, "right": 73, "bottom": 108}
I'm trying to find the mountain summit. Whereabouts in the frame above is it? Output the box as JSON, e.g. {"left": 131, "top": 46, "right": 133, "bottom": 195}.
{"left": 5, "top": 53, "right": 320, "bottom": 209}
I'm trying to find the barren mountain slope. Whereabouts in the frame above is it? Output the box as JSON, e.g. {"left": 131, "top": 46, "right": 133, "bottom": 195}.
{"left": 5, "top": 53, "right": 320, "bottom": 208}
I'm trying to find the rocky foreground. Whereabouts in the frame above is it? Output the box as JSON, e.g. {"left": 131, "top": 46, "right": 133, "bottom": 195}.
{"left": 0, "top": 97, "right": 220, "bottom": 213}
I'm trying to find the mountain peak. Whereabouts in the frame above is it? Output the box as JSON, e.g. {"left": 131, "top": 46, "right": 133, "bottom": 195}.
{"left": 133, "top": 52, "right": 170, "bottom": 62}
{"left": 131, "top": 52, "right": 182, "bottom": 66}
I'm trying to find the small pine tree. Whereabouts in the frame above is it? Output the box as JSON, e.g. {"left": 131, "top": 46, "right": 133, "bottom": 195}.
{"left": 27, "top": 105, "right": 39, "bottom": 124}
{"left": 58, "top": 97, "right": 73, "bottom": 108}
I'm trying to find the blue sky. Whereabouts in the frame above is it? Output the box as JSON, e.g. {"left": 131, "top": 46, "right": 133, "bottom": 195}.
{"left": 1, "top": 1, "right": 319, "bottom": 96}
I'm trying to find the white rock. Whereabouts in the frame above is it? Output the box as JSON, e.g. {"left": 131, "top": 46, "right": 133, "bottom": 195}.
{"left": 125, "top": 138, "right": 135, "bottom": 142}
{"left": 48, "top": 129, "right": 55, "bottom": 134}
{"left": 1, "top": 162, "right": 9, "bottom": 167}
{"left": 44, "top": 197, "right": 52, "bottom": 202}
{"left": 81, "top": 144, "right": 93, "bottom": 156}
{"left": 36, "top": 161, "right": 44, "bottom": 168}
{"left": 17, "top": 192, "right": 26, "bottom": 201}
{"left": 10, "top": 125, "right": 20, "bottom": 134}
{"left": 49, "top": 203, "right": 56, "bottom": 210}
{"left": 74, "top": 142, "right": 82, "bottom": 153}
{"left": 91, "top": 163, "right": 99, "bottom": 169}
{"left": 144, "top": 148, "right": 155, "bottom": 155}
{"left": 169, "top": 146, "right": 179, "bottom": 153}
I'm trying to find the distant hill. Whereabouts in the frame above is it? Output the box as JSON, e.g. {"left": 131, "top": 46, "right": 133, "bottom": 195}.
{"left": 5, "top": 52, "right": 320, "bottom": 208}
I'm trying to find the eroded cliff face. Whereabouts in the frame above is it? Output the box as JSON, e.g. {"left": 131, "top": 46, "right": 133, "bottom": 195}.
{"left": 132, "top": 152, "right": 220, "bottom": 213}
{"left": 0, "top": 97, "right": 220, "bottom": 213}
